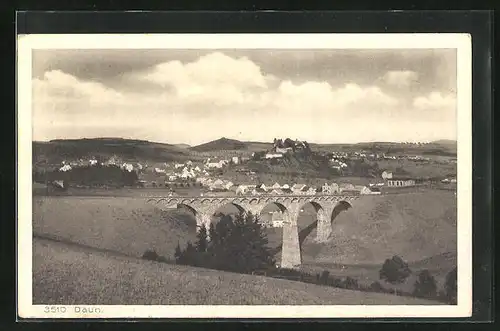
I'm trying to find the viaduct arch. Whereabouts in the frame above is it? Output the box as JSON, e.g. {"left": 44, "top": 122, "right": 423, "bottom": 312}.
{"left": 147, "top": 194, "right": 358, "bottom": 269}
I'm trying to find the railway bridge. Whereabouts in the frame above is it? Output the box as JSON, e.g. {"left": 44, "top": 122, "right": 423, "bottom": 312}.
{"left": 146, "top": 193, "right": 361, "bottom": 269}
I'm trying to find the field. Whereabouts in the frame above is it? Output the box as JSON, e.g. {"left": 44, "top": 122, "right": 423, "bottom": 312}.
{"left": 33, "top": 196, "right": 198, "bottom": 260}
{"left": 33, "top": 237, "right": 440, "bottom": 305}
{"left": 33, "top": 188, "right": 457, "bottom": 297}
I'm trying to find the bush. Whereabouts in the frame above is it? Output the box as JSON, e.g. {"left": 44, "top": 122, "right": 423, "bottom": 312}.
{"left": 379, "top": 255, "right": 412, "bottom": 284}
{"left": 342, "top": 277, "right": 359, "bottom": 290}
{"left": 369, "top": 281, "right": 384, "bottom": 292}
{"left": 444, "top": 267, "right": 457, "bottom": 304}
{"left": 142, "top": 249, "right": 167, "bottom": 263}
{"left": 413, "top": 269, "right": 437, "bottom": 299}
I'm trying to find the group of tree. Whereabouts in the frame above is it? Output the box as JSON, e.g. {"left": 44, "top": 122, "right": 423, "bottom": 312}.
{"left": 174, "top": 212, "right": 276, "bottom": 274}
{"left": 38, "top": 164, "right": 139, "bottom": 188}
{"left": 379, "top": 255, "right": 457, "bottom": 304}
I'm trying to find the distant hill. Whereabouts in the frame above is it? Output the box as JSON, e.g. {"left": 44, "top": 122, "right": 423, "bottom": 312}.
{"left": 190, "top": 137, "right": 248, "bottom": 152}
{"left": 33, "top": 138, "right": 190, "bottom": 165}
{"left": 174, "top": 143, "right": 191, "bottom": 149}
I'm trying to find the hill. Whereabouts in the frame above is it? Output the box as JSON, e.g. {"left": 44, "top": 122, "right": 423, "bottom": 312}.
{"left": 33, "top": 138, "right": 190, "bottom": 166}
{"left": 190, "top": 137, "right": 248, "bottom": 152}
{"left": 33, "top": 196, "right": 198, "bottom": 260}
{"left": 32, "top": 236, "right": 439, "bottom": 305}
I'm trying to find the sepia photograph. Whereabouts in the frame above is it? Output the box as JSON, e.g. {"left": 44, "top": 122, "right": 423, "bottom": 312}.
{"left": 17, "top": 33, "right": 472, "bottom": 319}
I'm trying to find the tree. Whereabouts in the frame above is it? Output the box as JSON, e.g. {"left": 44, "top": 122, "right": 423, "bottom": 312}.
{"left": 174, "top": 242, "right": 182, "bottom": 262}
{"left": 444, "top": 267, "right": 457, "bottom": 304}
{"left": 176, "top": 212, "right": 275, "bottom": 274}
{"left": 196, "top": 224, "right": 209, "bottom": 253}
{"left": 413, "top": 269, "right": 437, "bottom": 298}
{"left": 379, "top": 255, "right": 412, "bottom": 284}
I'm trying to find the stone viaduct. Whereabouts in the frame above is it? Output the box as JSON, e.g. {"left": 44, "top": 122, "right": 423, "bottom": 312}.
{"left": 146, "top": 194, "right": 360, "bottom": 269}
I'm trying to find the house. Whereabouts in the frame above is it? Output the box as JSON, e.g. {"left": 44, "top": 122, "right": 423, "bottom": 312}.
{"left": 206, "top": 162, "right": 223, "bottom": 169}
{"left": 251, "top": 187, "right": 267, "bottom": 195}
{"left": 236, "top": 185, "right": 249, "bottom": 195}
{"left": 256, "top": 183, "right": 268, "bottom": 192}
{"left": 281, "top": 187, "right": 293, "bottom": 194}
{"left": 269, "top": 188, "right": 283, "bottom": 195}
{"left": 224, "top": 181, "right": 234, "bottom": 190}
{"left": 381, "top": 170, "right": 393, "bottom": 180}
{"left": 174, "top": 163, "right": 185, "bottom": 169}
{"left": 89, "top": 159, "right": 98, "bottom": 166}
{"left": 322, "top": 182, "right": 340, "bottom": 194}
{"left": 194, "top": 166, "right": 201, "bottom": 172}
{"left": 281, "top": 184, "right": 290, "bottom": 190}
{"left": 271, "top": 182, "right": 281, "bottom": 190}
{"left": 387, "top": 176, "right": 416, "bottom": 187}
{"left": 122, "top": 163, "right": 134, "bottom": 172}
{"left": 369, "top": 187, "right": 382, "bottom": 195}
{"left": 232, "top": 156, "right": 240, "bottom": 164}
{"left": 265, "top": 153, "right": 283, "bottom": 159}
{"left": 154, "top": 167, "right": 166, "bottom": 174}
{"left": 213, "top": 179, "right": 224, "bottom": 186}
{"left": 291, "top": 184, "right": 306, "bottom": 193}
{"left": 168, "top": 175, "right": 177, "bottom": 181}
{"left": 303, "top": 186, "right": 317, "bottom": 195}
{"left": 59, "top": 164, "right": 72, "bottom": 172}
{"left": 355, "top": 185, "right": 372, "bottom": 195}
{"left": 339, "top": 183, "right": 355, "bottom": 192}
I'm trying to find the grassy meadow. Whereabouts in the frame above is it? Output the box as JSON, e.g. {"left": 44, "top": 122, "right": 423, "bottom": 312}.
{"left": 33, "top": 237, "right": 440, "bottom": 305}
{"left": 32, "top": 188, "right": 456, "bottom": 303}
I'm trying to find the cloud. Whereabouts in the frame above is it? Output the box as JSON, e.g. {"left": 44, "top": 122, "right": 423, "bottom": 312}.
{"left": 412, "top": 91, "right": 456, "bottom": 110}
{"left": 383, "top": 70, "right": 419, "bottom": 87}
{"left": 31, "top": 53, "right": 456, "bottom": 144}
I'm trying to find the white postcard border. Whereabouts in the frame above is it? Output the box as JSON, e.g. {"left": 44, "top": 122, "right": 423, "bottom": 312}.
{"left": 17, "top": 33, "right": 472, "bottom": 319}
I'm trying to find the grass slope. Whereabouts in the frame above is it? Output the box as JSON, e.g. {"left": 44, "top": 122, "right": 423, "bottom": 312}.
{"left": 190, "top": 137, "right": 248, "bottom": 152}
{"left": 33, "top": 237, "right": 439, "bottom": 305}
{"left": 33, "top": 196, "right": 197, "bottom": 260}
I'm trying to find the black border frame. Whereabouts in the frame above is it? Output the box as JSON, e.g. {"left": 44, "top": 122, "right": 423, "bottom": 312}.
{"left": 12, "top": 10, "right": 494, "bottom": 324}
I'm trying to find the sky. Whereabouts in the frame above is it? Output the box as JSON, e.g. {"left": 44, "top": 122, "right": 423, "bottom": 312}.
{"left": 32, "top": 48, "right": 457, "bottom": 145}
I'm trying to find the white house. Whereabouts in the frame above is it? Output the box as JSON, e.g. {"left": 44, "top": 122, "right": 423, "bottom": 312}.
{"left": 271, "top": 182, "right": 281, "bottom": 190}
{"left": 292, "top": 184, "right": 306, "bottom": 193}
{"left": 256, "top": 183, "right": 268, "bottom": 191}
{"left": 232, "top": 156, "right": 240, "bottom": 164}
{"left": 174, "top": 163, "right": 185, "bottom": 169}
{"left": 381, "top": 170, "right": 393, "bottom": 180}
{"left": 387, "top": 177, "right": 416, "bottom": 187}
{"left": 59, "top": 164, "right": 72, "bottom": 172}
{"left": 122, "top": 163, "right": 134, "bottom": 172}
{"left": 154, "top": 167, "right": 166, "bottom": 174}
{"left": 282, "top": 184, "right": 290, "bottom": 190}
{"left": 322, "top": 182, "right": 340, "bottom": 194}
{"left": 339, "top": 183, "right": 355, "bottom": 192}
{"left": 236, "top": 185, "right": 249, "bottom": 195}
{"left": 224, "top": 181, "right": 234, "bottom": 190}
{"left": 89, "top": 159, "right": 98, "bottom": 166}
{"left": 168, "top": 175, "right": 177, "bottom": 181}
{"left": 265, "top": 153, "right": 283, "bottom": 159}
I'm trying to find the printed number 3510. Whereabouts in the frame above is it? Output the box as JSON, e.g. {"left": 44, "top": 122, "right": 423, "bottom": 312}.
{"left": 44, "top": 306, "right": 67, "bottom": 313}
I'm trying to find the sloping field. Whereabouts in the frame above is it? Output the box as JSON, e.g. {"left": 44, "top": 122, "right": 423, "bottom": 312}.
{"left": 33, "top": 196, "right": 197, "bottom": 260}
{"left": 33, "top": 237, "right": 439, "bottom": 305}
{"left": 302, "top": 190, "right": 456, "bottom": 266}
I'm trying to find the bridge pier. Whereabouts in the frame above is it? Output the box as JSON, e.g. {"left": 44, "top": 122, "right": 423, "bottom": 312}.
{"left": 281, "top": 204, "right": 301, "bottom": 269}
{"left": 316, "top": 206, "right": 334, "bottom": 243}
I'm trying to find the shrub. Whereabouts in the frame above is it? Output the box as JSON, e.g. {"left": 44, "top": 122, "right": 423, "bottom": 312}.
{"left": 379, "top": 255, "right": 412, "bottom": 284}
{"left": 369, "top": 281, "right": 384, "bottom": 292}
{"left": 142, "top": 249, "right": 167, "bottom": 263}
{"left": 444, "top": 267, "right": 457, "bottom": 304}
{"left": 413, "top": 269, "right": 437, "bottom": 299}
{"left": 342, "top": 277, "right": 359, "bottom": 290}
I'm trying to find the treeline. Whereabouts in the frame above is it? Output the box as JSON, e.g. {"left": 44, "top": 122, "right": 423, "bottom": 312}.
{"left": 33, "top": 164, "right": 139, "bottom": 188}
